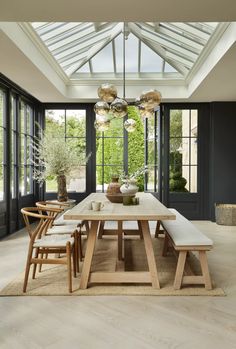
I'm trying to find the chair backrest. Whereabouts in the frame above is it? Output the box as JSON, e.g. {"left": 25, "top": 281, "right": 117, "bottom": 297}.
{"left": 35, "top": 201, "right": 64, "bottom": 227}
{"left": 21, "top": 207, "right": 61, "bottom": 243}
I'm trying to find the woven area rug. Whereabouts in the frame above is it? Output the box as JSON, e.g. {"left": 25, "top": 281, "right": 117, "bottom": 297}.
{"left": 0, "top": 237, "right": 224, "bottom": 296}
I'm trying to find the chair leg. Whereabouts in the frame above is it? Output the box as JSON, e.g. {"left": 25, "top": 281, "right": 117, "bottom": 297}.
{"left": 23, "top": 245, "right": 34, "bottom": 293}
{"left": 66, "top": 242, "right": 72, "bottom": 293}
{"left": 74, "top": 231, "right": 79, "bottom": 273}
{"left": 32, "top": 247, "right": 39, "bottom": 279}
{"left": 39, "top": 252, "right": 44, "bottom": 272}
{"left": 79, "top": 233, "right": 83, "bottom": 261}
{"left": 72, "top": 245, "right": 77, "bottom": 278}
{"left": 39, "top": 250, "right": 48, "bottom": 272}
{"left": 174, "top": 251, "right": 187, "bottom": 290}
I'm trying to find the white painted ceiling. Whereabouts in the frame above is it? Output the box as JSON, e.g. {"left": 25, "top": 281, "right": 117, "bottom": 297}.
{"left": 0, "top": 1, "right": 236, "bottom": 102}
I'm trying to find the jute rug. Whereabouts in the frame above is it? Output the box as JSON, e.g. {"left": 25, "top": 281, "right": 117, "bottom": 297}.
{"left": 0, "top": 237, "right": 224, "bottom": 296}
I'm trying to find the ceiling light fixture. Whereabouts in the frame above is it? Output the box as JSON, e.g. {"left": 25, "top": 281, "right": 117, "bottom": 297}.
{"left": 94, "top": 23, "right": 162, "bottom": 132}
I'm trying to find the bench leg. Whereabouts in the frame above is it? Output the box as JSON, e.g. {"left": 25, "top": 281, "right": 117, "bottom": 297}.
{"left": 154, "top": 221, "right": 161, "bottom": 238}
{"left": 174, "top": 251, "right": 187, "bottom": 290}
{"left": 199, "top": 251, "right": 212, "bottom": 290}
{"left": 162, "top": 233, "right": 169, "bottom": 257}
{"left": 118, "top": 221, "right": 123, "bottom": 261}
{"left": 137, "top": 221, "right": 143, "bottom": 239}
{"left": 98, "top": 221, "right": 104, "bottom": 239}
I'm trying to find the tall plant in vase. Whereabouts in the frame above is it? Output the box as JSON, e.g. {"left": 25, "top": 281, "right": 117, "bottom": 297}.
{"left": 32, "top": 126, "right": 90, "bottom": 201}
{"left": 119, "top": 167, "right": 148, "bottom": 194}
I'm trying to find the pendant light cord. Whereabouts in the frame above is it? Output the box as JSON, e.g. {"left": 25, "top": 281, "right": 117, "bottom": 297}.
{"left": 123, "top": 22, "right": 126, "bottom": 100}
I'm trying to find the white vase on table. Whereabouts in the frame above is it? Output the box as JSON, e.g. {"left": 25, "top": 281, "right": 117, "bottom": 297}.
{"left": 120, "top": 179, "right": 139, "bottom": 195}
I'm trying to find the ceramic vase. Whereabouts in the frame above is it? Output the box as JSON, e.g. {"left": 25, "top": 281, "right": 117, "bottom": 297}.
{"left": 57, "top": 174, "right": 68, "bottom": 202}
{"left": 120, "top": 179, "right": 139, "bottom": 195}
{"left": 106, "top": 175, "right": 121, "bottom": 195}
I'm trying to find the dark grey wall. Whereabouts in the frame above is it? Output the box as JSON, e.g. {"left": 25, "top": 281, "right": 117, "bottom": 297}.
{"left": 209, "top": 102, "right": 236, "bottom": 220}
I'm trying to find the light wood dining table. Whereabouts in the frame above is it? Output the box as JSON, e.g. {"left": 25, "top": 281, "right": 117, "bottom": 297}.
{"left": 64, "top": 192, "right": 176, "bottom": 289}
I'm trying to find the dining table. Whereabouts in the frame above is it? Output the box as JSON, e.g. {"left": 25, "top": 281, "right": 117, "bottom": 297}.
{"left": 64, "top": 192, "right": 176, "bottom": 289}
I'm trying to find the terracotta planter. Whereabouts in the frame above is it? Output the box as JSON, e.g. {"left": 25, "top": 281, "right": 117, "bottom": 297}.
{"left": 106, "top": 176, "right": 121, "bottom": 195}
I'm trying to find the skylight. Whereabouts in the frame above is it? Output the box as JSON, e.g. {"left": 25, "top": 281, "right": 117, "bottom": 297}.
{"left": 30, "top": 22, "right": 219, "bottom": 80}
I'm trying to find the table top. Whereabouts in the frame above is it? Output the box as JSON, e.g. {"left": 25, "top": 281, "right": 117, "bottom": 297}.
{"left": 64, "top": 193, "right": 176, "bottom": 221}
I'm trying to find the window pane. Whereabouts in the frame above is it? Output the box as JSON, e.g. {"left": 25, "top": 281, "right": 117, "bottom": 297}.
{"left": 141, "top": 42, "right": 163, "bottom": 72}
{"left": 45, "top": 108, "right": 87, "bottom": 193}
{"left": 20, "top": 136, "right": 25, "bottom": 165}
{"left": 182, "top": 138, "right": 190, "bottom": 165}
{"left": 66, "top": 110, "right": 86, "bottom": 137}
{"left": 147, "top": 140, "right": 155, "bottom": 165}
{"left": 191, "top": 137, "right": 198, "bottom": 165}
{"left": 92, "top": 42, "right": 113, "bottom": 72}
{"left": 26, "top": 166, "right": 31, "bottom": 194}
{"left": 128, "top": 106, "right": 145, "bottom": 189}
{"left": 20, "top": 104, "right": 25, "bottom": 134}
{"left": 46, "top": 177, "right": 57, "bottom": 192}
{"left": 66, "top": 138, "right": 86, "bottom": 161}
{"left": 19, "top": 166, "right": 25, "bottom": 194}
{"left": 170, "top": 110, "right": 190, "bottom": 137}
{"left": 170, "top": 110, "right": 182, "bottom": 137}
{"left": 169, "top": 109, "right": 198, "bottom": 193}
{"left": 0, "top": 165, "right": 4, "bottom": 200}
{"left": 0, "top": 90, "right": 5, "bottom": 201}
{"left": 190, "top": 166, "right": 197, "bottom": 193}
{"left": 191, "top": 110, "right": 198, "bottom": 136}
{"left": 45, "top": 110, "right": 65, "bottom": 133}
{"left": 147, "top": 166, "right": 155, "bottom": 191}
{"left": 67, "top": 165, "right": 86, "bottom": 193}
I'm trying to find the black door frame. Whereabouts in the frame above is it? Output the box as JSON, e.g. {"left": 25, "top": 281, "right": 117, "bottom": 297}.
{"left": 160, "top": 103, "right": 210, "bottom": 219}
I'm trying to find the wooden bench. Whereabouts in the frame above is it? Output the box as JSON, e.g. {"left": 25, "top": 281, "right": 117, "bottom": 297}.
{"left": 159, "top": 209, "right": 213, "bottom": 290}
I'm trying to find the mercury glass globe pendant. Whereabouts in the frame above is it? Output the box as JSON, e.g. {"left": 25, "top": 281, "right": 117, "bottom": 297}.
{"left": 94, "top": 101, "right": 110, "bottom": 116}
{"left": 110, "top": 98, "right": 128, "bottom": 118}
{"left": 124, "top": 118, "right": 136, "bottom": 132}
{"left": 137, "top": 89, "right": 162, "bottom": 118}
{"left": 97, "top": 84, "right": 117, "bottom": 103}
{"left": 94, "top": 23, "right": 162, "bottom": 132}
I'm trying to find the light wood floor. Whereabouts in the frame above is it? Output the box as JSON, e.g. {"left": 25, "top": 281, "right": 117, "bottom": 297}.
{"left": 0, "top": 221, "right": 236, "bottom": 349}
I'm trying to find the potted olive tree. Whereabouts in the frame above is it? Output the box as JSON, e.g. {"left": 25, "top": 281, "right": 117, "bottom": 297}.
{"left": 32, "top": 127, "right": 90, "bottom": 201}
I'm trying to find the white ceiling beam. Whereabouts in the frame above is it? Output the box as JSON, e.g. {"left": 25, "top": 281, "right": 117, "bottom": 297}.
{"left": 50, "top": 24, "right": 113, "bottom": 55}
{"left": 161, "top": 23, "right": 207, "bottom": 46}
{"left": 139, "top": 25, "right": 199, "bottom": 60}
{"left": 186, "top": 22, "right": 214, "bottom": 35}
{"left": 143, "top": 22, "right": 204, "bottom": 51}
{"left": 168, "top": 23, "right": 210, "bottom": 41}
{"left": 138, "top": 39, "right": 141, "bottom": 73}
{"left": 112, "top": 40, "right": 117, "bottom": 74}
{"left": 55, "top": 26, "right": 117, "bottom": 63}
{"left": 94, "top": 22, "right": 102, "bottom": 32}
{"left": 66, "top": 23, "right": 123, "bottom": 76}
{"left": 37, "top": 23, "right": 84, "bottom": 42}
{"left": 89, "top": 60, "right": 93, "bottom": 74}
{"left": 165, "top": 51, "right": 193, "bottom": 68}
{"left": 45, "top": 23, "right": 93, "bottom": 47}
{"left": 129, "top": 23, "right": 188, "bottom": 76}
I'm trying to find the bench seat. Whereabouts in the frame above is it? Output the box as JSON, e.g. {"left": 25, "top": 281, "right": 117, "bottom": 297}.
{"left": 161, "top": 209, "right": 213, "bottom": 247}
{"left": 160, "top": 209, "right": 213, "bottom": 290}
